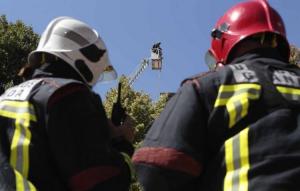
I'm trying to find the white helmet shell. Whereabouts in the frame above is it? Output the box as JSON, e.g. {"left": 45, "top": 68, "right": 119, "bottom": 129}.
{"left": 28, "top": 16, "right": 117, "bottom": 86}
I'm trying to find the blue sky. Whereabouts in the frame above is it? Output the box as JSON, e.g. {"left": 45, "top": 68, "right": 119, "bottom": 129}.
{"left": 0, "top": 0, "right": 299, "bottom": 100}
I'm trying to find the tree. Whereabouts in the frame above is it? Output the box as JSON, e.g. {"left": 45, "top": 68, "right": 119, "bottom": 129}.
{"left": 103, "top": 76, "right": 169, "bottom": 191}
{"left": 0, "top": 15, "right": 39, "bottom": 88}
{"left": 103, "top": 75, "right": 169, "bottom": 145}
{"left": 290, "top": 45, "right": 300, "bottom": 67}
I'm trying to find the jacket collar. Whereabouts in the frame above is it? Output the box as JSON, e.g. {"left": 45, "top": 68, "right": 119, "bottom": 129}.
{"left": 230, "top": 48, "right": 288, "bottom": 65}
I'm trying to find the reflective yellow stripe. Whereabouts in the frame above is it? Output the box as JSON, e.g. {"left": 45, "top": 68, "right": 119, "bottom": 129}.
{"left": 240, "top": 96, "right": 249, "bottom": 119}
{"left": 15, "top": 169, "right": 25, "bottom": 191}
{"left": 239, "top": 128, "right": 249, "bottom": 191}
{"left": 0, "top": 110, "right": 36, "bottom": 122}
{"left": 14, "top": 169, "right": 37, "bottom": 191}
{"left": 227, "top": 101, "right": 236, "bottom": 128}
{"left": 28, "top": 181, "right": 37, "bottom": 191}
{"left": 224, "top": 138, "right": 234, "bottom": 191}
{"left": 10, "top": 117, "right": 32, "bottom": 179}
{"left": 215, "top": 85, "right": 261, "bottom": 106}
{"left": 215, "top": 84, "right": 261, "bottom": 128}
{"left": 215, "top": 93, "right": 259, "bottom": 106}
{"left": 0, "top": 100, "right": 35, "bottom": 109}
{"left": 226, "top": 93, "right": 252, "bottom": 128}
{"left": 0, "top": 101, "right": 36, "bottom": 122}
{"left": 10, "top": 120, "right": 22, "bottom": 170}
{"left": 219, "top": 84, "right": 261, "bottom": 92}
{"left": 0, "top": 100, "right": 37, "bottom": 189}
{"left": 121, "top": 152, "right": 135, "bottom": 181}
{"left": 276, "top": 86, "right": 300, "bottom": 102}
{"left": 224, "top": 127, "right": 250, "bottom": 191}
{"left": 23, "top": 121, "right": 31, "bottom": 177}
{"left": 276, "top": 86, "right": 300, "bottom": 95}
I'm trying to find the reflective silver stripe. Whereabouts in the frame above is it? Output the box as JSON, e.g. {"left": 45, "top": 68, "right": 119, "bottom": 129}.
{"left": 0, "top": 104, "right": 35, "bottom": 116}
{"left": 0, "top": 101, "right": 36, "bottom": 122}
{"left": 224, "top": 128, "right": 250, "bottom": 191}
{"left": 15, "top": 169, "right": 37, "bottom": 191}
{"left": 215, "top": 84, "right": 261, "bottom": 128}
{"left": 3, "top": 101, "right": 36, "bottom": 190}
{"left": 276, "top": 86, "right": 300, "bottom": 102}
{"left": 13, "top": 118, "right": 34, "bottom": 190}
{"left": 23, "top": 177, "right": 30, "bottom": 191}
{"left": 0, "top": 101, "right": 36, "bottom": 190}
{"left": 219, "top": 88, "right": 260, "bottom": 99}
{"left": 60, "top": 52, "right": 73, "bottom": 60}
{"left": 16, "top": 119, "right": 26, "bottom": 175}
{"left": 280, "top": 93, "right": 300, "bottom": 101}
{"left": 234, "top": 100, "right": 243, "bottom": 124}
{"left": 54, "top": 27, "right": 89, "bottom": 46}
{"left": 218, "top": 91, "right": 234, "bottom": 99}
{"left": 232, "top": 134, "right": 241, "bottom": 191}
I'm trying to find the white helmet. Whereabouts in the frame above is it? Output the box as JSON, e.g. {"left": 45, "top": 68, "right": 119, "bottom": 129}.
{"left": 28, "top": 16, "right": 117, "bottom": 86}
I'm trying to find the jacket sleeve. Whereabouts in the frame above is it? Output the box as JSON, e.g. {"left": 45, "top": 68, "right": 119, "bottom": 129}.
{"left": 46, "top": 84, "right": 133, "bottom": 191}
{"left": 133, "top": 81, "right": 208, "bottom": 191}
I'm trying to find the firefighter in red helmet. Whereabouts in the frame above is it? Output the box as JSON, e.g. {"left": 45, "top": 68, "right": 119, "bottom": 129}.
{"left": 206, "top": 0, "right": 289, "bottom": 69}
{"left": 133, "top": 0, "right": 300, "bottom": 190}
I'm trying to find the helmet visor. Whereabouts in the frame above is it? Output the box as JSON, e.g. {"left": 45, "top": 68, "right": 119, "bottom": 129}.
{"left": 98, "top": 65, "right": 118, "bottom": 83}
{"left": 205, "top": 50, "right": 217, "bottom": 70}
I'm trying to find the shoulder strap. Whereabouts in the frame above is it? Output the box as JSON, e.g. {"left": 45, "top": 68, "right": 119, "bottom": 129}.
{"left": 30, "top": 78, "right": 86, "bottom": 126}
{"left": 32, "top": 77, "right": 85, "bottom": 105}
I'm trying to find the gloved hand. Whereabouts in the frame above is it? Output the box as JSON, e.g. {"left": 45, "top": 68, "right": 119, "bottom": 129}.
{"left": 109, "top": 115, "right": 135, "bottom": 143}
{"left": 108, "top": 115, "right": 136, "bottom": 156}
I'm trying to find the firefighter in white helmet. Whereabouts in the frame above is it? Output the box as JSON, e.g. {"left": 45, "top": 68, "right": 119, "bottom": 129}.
{"left": 0, "top": 17, "right": 134, "bottom": 190}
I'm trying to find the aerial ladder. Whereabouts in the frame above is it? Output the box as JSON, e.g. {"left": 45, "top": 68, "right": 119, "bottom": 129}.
{"left": 128, "top": 42, "right": 163, "bottom": 87}
{"left": 111, "top": 43, "right": 164, "bottom": 125}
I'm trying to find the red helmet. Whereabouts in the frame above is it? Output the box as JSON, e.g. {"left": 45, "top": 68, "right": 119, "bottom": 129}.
{"left": 206, "top": 0, "right": 290, "bottom": 69}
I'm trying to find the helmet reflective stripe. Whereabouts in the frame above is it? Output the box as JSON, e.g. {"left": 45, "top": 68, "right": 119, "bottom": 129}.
{"left": 53, "top": 27, "right": 91, "bottom": 47}
{"left": 205, "top": 50, "right": 217, "bottom": 71}
{"left": 28, "top": 17, "right": 117, "bottom": 86}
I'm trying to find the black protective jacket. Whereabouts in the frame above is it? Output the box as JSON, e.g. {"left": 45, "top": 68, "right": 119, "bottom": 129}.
{"left": 0, "top": 63, "right": 133, "bottom": 191}
{"left": 133, "top": 49, "right": 300, "bottom": 191}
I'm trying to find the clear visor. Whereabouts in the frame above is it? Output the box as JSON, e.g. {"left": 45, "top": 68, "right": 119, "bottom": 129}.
{"left": 98, "top": 65, "right": 118, "bottom": 83}
{"left": 205, "top": 50, "right": 217, "bottom": 71}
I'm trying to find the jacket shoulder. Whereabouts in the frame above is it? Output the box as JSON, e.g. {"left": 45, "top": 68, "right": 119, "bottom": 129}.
{"left": 32, "top": 78, "right": 89, "bottom": 108}
{"left": 180, "top": 71, "right": 216, "bottom": 89}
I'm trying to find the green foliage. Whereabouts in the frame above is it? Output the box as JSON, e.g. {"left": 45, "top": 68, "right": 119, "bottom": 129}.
{"left": 290, "top": 45, "right": 300, "bottom": 66}
{"left": 0, "top": 15, "right": 39, "bottom": 87}
{"left": 103, "top": 76, "right": 169, "bottom": 191}
{"left": 103, "top": 75, "right": 168, "bottom": 145}
{"left": 152, "top": 93, "right": 169, "bottom": 119}
{"left": 129, "top": 182, "right": 143, "bottom": 191}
